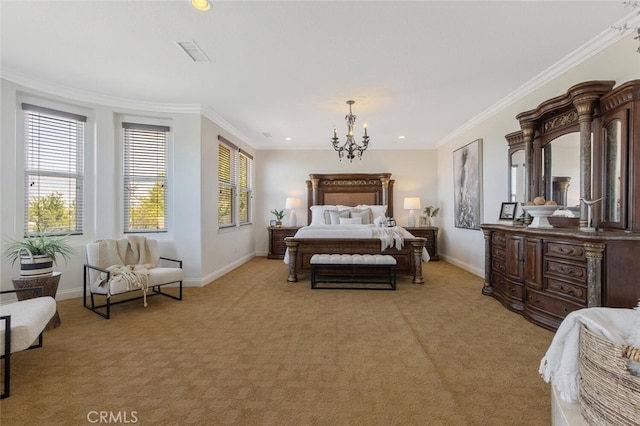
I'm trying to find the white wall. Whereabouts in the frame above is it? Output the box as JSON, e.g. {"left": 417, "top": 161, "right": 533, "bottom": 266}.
{"left": 199, "top": 116, "right": 257, "bottom": 285}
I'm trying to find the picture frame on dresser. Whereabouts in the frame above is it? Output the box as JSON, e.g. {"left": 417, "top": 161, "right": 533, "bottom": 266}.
{"left": 499, "top": 202, "right": 517, "bottom": 220}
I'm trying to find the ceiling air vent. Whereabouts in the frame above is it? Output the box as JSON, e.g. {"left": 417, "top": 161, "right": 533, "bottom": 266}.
{"left": 177, "top": 41, "right": 210, "bottom": 62}
{"left": 262, "top": 132, "right": 273, "bottom": 138}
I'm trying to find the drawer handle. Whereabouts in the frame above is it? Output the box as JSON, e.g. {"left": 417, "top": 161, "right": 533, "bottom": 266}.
{"left": 563, "top": 306, "right": 569, "bottom": 314}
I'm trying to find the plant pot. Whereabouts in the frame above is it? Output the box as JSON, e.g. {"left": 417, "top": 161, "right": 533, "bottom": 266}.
{"left": 20, "top": 252, "right": 53, "bottom": 277}
{"left": 275, "top": 221, "right": 283, "bottom": 228}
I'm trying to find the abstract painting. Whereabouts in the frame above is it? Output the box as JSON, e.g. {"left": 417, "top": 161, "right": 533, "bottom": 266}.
{"left": 453, "top": 139, "right": 483, "bottom": 230}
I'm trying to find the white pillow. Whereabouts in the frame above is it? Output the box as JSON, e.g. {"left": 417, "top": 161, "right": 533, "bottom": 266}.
{"left": 337, "top": 205, "right": 353, "bottom": 211}
{"left": 340, "top": 217, "right": 362, "bottom": 225}
{"left": 329, "top": 210, "right": 351, "bottom": 225}
{"left": 310, "top": 205, "right": 337, "bottom": 226}
{"left": 349, "top": 208, "right": 373, "bottom": 224}
{"left": 357, "top": 204, "right": 387, "bottom": 219}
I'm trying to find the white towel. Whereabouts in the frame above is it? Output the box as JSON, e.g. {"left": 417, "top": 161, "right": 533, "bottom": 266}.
{"left": 539, "top": 307, "right": 637, "bottom": 402}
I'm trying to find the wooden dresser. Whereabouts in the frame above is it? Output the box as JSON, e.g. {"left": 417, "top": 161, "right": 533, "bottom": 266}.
{"left": 405, "top": 227, "right": 439, "bottom": 260}
{"left": 484, "top": 80, "right": 640, "bottom": 331}
{"left": 481, "top": 225, "right": 640, "bottom": 331}
{"left": 267, "top": 227, "right": 300, "bottom": 259}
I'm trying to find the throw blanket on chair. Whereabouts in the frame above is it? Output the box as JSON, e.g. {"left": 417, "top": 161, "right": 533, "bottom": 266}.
{"left": 94, "top": 236, "right": 154, "bottom": 306}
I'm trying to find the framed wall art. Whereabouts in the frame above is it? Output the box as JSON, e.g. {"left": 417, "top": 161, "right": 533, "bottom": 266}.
{"left": 453, "top": 139, "right": 483, "bottom": 230}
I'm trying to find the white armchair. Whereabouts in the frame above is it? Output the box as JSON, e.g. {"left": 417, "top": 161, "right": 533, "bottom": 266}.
{"left": 83, "top": 237, "right": 183, "bottom": 319}
{"left": 1, "top": 286, "right": 56, "bottom": 398}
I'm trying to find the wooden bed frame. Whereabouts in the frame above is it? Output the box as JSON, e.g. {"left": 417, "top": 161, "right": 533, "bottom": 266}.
{"left": 285, "top": 173, "right": 426, "bottom": 283}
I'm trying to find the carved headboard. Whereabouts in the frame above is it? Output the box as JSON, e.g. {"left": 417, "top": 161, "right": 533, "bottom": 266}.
{"left": 305, "top": 173, "right": 395, "bottom": 224}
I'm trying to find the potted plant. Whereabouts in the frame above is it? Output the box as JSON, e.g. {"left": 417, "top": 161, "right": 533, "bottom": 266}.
{"left": 423, "top": 206, "right": 440, "bottom": 226}
{"left": 270, "top": 209, "right": 285, "bottom": 227}
{"left": 3, "top": 233, "right": 74, "bottom": 277}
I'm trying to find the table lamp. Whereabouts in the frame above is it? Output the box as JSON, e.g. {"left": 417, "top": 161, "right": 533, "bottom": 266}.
{"left": 404, "top": 197, "right": 421, "bottom": 227}
{"left": 285, "top": 197, "right": 300, "bottom": 227}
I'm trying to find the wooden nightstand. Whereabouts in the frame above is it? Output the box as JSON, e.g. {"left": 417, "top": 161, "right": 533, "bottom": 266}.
{"left": 268, "top": 226, "right": 300, "bottom": 259}
{"left": 404, "top": 227, "right": 439, "bottom": 261}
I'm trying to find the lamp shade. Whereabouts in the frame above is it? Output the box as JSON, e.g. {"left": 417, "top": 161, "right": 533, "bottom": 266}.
{"left": 403, "top": 197, "right": 421, "bottom": 210}
{"left": 285, "top": 198, "right": 300, "bottom": 209}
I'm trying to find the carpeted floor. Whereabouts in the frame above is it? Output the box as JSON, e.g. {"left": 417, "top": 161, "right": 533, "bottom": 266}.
{"left": 0, "top": 258, "right": 554, "bottom": 425}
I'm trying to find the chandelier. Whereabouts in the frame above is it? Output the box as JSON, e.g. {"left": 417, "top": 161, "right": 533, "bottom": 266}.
{"left": 331, "top": 100, "right": 370, "bottom": 162}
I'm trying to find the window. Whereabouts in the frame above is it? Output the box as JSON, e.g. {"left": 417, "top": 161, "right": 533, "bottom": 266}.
{"left": 123, "top": 122, "right": 169, "bottom": 233}
{"left": 218, "top": 135, "right": 252, "bottom": 227}
{"left": 22, "top": 103, "right": 86, "bottom": 235}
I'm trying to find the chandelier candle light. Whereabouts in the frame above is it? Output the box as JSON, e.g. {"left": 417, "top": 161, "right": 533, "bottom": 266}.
{"left": 332, "top": 100, "right": 370, "bottom": 162}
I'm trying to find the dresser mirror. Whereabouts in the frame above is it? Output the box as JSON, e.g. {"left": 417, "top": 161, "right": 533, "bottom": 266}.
{"left": 601, "top": 117, "right": 624, "bottom": 226}
{"left": 540, "top": 133, "right": 581, "bottom": 208}
{"left": 509, "top": 149, "right": 525, "bottom": 203}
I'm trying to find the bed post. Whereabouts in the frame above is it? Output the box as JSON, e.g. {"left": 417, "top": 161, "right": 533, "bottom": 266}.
{"left": 411, "top": 241, "right": 425, "bottom": 284}
{"left": 380, "top": 176, "right": 390, "bottom": 208}
{"left": 286, "top": 238, "right": 299, "bottom": 282}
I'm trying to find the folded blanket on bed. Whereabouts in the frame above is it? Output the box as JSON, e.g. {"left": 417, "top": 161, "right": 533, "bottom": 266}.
{"left": 539, "top": 307, "right": 637, "bottom": 402}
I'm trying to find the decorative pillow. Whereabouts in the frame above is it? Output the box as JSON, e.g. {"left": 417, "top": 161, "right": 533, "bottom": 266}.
{"left": 310, "top": 205, "right": 337, "bottom": 226}
{"left": 356, "top": 204, "right": 387, "bottom": 219}
{"left": 349, "top": 208, "right": 373, "bottom": 224}
{"left": 340, "top": 217, "right": 362, "bottom": 225}
{"left": 328, "top": 210, "right": 351, "bottom": 225}
{"left": 336, "top": 205, "right": 353, "bottom": 211}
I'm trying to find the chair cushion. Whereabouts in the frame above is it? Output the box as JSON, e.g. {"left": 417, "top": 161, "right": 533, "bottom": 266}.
{"left": 0, "top": 297, "right": 56, "bottom": 353}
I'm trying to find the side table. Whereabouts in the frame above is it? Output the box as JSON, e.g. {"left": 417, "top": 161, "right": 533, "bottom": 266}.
{"left": 12, "top": 272, "right": 61, "bottom": 330}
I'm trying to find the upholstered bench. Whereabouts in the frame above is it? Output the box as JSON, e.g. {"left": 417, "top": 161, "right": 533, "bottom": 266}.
{"left": 1, "top": 287, "right": 56, "bottom": 398}
{"left": 309, "top": 254, "right": 397, "bottom": 290}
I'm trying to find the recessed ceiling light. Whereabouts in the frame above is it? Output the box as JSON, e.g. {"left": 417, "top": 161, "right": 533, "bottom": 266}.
{"left": 285, "top": 137, "right": 292, "bottom": 141}
{"left": 398, "top": 136, "right": 406, "bottom": 139}
{"left": 191, "top": 0, "right": 211, "bottom": 11}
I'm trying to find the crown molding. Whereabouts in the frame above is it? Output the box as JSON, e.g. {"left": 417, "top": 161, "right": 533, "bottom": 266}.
{"left": 0, "top": 68, "right": 254, "bottom": 146}
{"left": 437, "top": 10, "right": 640, "bottom": 148}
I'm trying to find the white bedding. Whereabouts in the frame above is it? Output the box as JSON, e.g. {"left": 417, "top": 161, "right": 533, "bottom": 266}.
{"left": 283, "top": 225, "right": 430, "bottom": 263}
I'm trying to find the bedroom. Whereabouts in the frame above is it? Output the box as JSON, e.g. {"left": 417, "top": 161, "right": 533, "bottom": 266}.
{"left": 1, "top": 0, "right": 639, "bottom": 423}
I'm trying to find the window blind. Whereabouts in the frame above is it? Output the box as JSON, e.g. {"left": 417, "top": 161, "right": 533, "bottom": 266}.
{"left": 22, "top": 103, "right": 85, "bottom": 235}
{"left": 123, "top": 122, "right": 169, "bottom": 233}
{"left": 238, "top": 151, "right": 252, "bottom": 224}
{"left": 218, "top": 140, "right": 235, "bottom": 227}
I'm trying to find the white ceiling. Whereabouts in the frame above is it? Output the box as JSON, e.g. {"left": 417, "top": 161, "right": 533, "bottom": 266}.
{"left": 0, "top": 1, "right": 636, "bottom": 150}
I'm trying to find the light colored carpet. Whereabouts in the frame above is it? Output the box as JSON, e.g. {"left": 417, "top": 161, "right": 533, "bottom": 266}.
{"left": 0, "top": 258, "right": 553, "bottom": 425}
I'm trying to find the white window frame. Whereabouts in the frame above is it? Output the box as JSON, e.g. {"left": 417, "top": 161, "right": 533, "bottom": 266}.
{"left": 21, "top": 102, "right": 86, "bottom": 236}
{"left": 122, "top": 122, "right": 170, "bottom": 234}
{"left": 218, "top": 135, "right": 253, "bottom": 228}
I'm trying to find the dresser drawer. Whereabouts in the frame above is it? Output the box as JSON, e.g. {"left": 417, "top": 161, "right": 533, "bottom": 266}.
{"left": 525, "top": 288, "right": 585, "bottom": 318}
{"left": 545, "top": 277, "right": 587, "bottom": 302}
{"left": 492, "top": 232, "right": 506, "bottom": 247}
{"left": 492, "top": 246, "right": 506, "bottom": 261}
{"left": 544, "top": 241, "right": 585, "bottom": 261}
{"left": 544, "top": 259, "right": 587, "bottom": 283}
{"left": 492, "top": 259, "right": 506, "bottom": 274}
